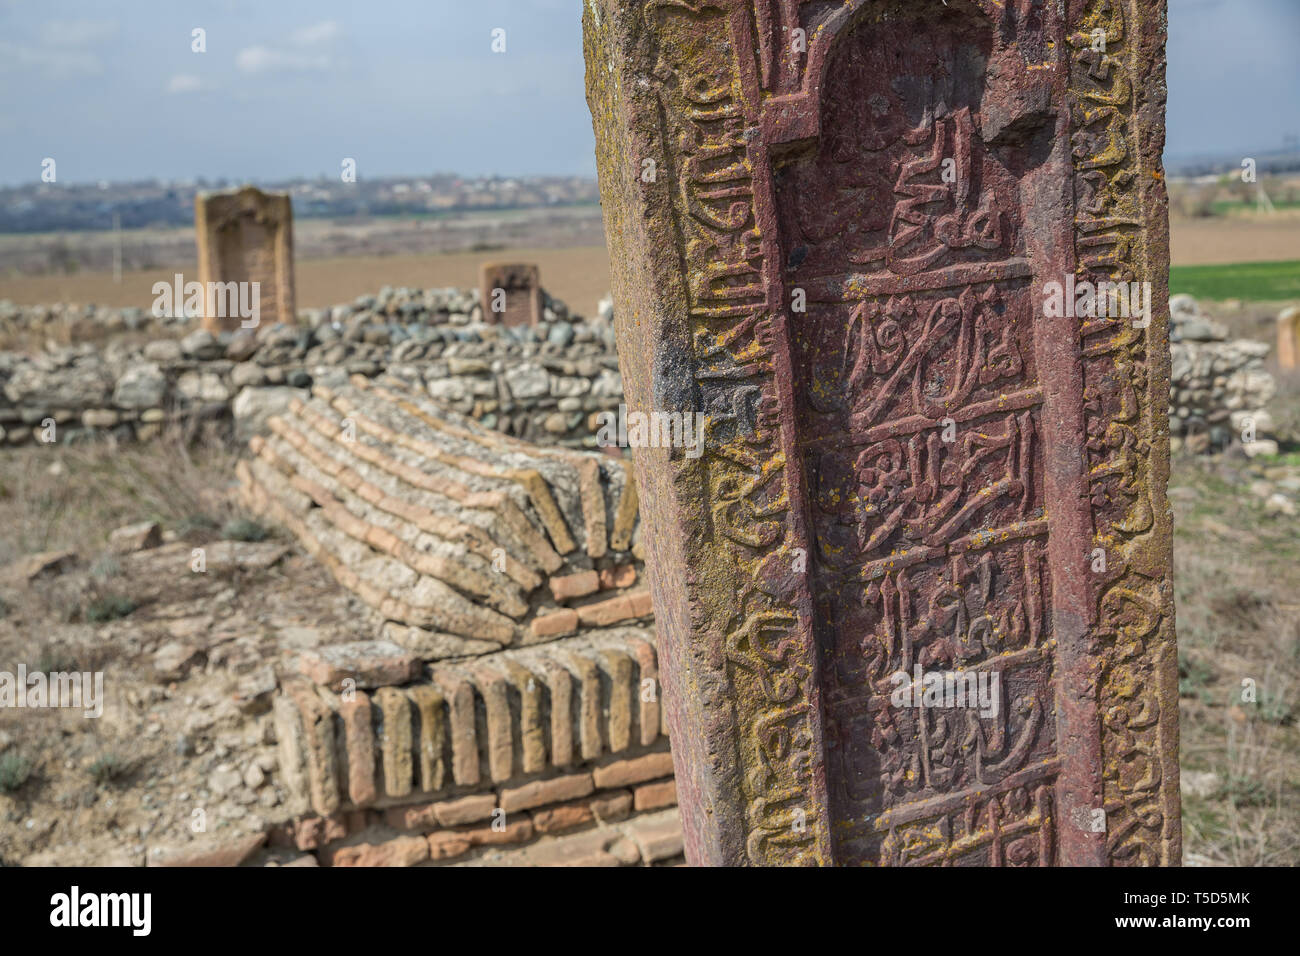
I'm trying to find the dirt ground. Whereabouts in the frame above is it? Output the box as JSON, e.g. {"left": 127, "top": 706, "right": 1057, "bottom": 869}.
{"left": 1, "top": 411, "right": 1298, "bottom": 866}
{"left": 2, "top": 214, "right": 1295, "bottom": 319}
{"left": 0, "top": 245, "right": 614, "bottom": 321}
{"left": 1170, "top": 215, "right": 1300, "bottom": 266}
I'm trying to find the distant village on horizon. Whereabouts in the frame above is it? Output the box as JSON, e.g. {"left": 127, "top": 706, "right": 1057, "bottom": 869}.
{"left": 2, "top": 142, "right": 1299, "bottom": 235}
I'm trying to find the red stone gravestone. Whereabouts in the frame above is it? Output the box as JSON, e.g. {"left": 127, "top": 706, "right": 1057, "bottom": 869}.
{"left": 585, "top": 0, "right": 1179, "bottom": 866}
{"left": 480, "top": 262, "right": 544, "bottom": 327}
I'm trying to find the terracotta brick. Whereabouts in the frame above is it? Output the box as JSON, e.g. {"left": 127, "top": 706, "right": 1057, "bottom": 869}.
{"left": 297, "top": 641, "right": 420, "bottom": 690}
{"left": 531, "top": 799, "right": 594, "bottom": 834}
{"left": 598, "top": 647, "right": 633, "bottom": 752}
{"left": 427, "top": 818, "right": 534, "bottom": 861}
{"left": 625, "top": 635, "right": 661, "bottom": 747}
{"left": 385, "top": 803, "right": 438, "bottom": 831}
{"left": 531, "top": 657, "right": 574, "bottom": 767}
{"left": 293, "top": 814, "right": 347, "bottom": 851}
{"left": 575, "top": 595, "right": 634, "bottom": 627}
{"left": 426, "top": 830, "right": 474, "bottom": 860}
{"left": 549, "top": 570, "right": 600, "bottom": 602}
{"left": 598, "top": 563, "right": 638, "bottom": 590}
{"left": 622, "top": 810, "right": 684, "bottom": 863}
{"left": 608, "top": 837, "right": 642, "bottom": 865}
{"left": 374, "top": 686, "right": 414, "bottom": 799}
{"left": 499, "top": 773, "right": 594, "bottom": 813}
{"left": 339, "top": 692, "right": 377, "bottom": 806}
{"left": 560, "top": 651, "right": 603, "bottom": 761}
{"left": 590, "top": 790, "right": 633, "bottom": 823}
{"left": 405, "top": 683, "right": 445, "bottom": 793}
{"left": 634, "top": 778, "right": 678, "bottom": 812}
{"left": 519, "top": 829, "right": 629, "bottom": 867}
{"left": 530, "top": 609, "right": 579, "bottom": 638}
{"left": 592, "top": 751, "right": 676, "bottom": 790}
{"left": 627, "top": 589, "right": 654, "bottom": 618}
{"left": 433, "top": 793, "right": 497, "bottom": 827}
{"left": 325, "top": 835, "right": 430, "bottom": 867}
{"left": 497, "top": 659, "right": 546, "bottom": 774}
{"left": 285, "top": 683, "right": 341, "bottom": 816}
{"left": 468, "top": 666, "right": 514, "bottom": 783}
{"left": 431, "top": 670, "right": 479, "bottom": 786}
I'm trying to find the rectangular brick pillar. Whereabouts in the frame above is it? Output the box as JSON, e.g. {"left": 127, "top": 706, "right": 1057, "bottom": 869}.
{"left": 584, "top": 0, "right": 1179, "bottom": 866}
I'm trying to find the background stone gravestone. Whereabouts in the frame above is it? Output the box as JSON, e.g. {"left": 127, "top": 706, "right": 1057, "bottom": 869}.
{"left": 1277, "top": 306, "right": 1300, "bottom": 371}
{"left": 194, "top": 185, "right": 296, "bottom": 333}
{"left": 585, "top": 0, "right": 1179, "bottom": 866}
{"left": 479, "top": 262, "right": 544, "bottom": 327}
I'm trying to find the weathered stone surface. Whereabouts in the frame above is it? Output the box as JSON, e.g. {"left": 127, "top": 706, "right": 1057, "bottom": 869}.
{"left": 1, "top": 550, "right": 77, "bottom": 582}
{"left": 586, "top": 0, "right": 1178, "bottom": 866}
{"left": 480, "top": 262, "right": 542, "bottom": 327}
{"left": 1278, "top": 306, "right": 1300, "bottom": 371}
{"left": 112, "top": 362, "right": 167, "bottom": 409}
{"left": 297, "top": 641, "right": 420, "bottom": 690}
{"left": 108, "top": 520, "right": 162, "bottom": 554}
{"left": 147, "top": 831, "right": 266, "bottom": 867}
{"left": 194, "top": 185, "right": 296, "bottom": 333}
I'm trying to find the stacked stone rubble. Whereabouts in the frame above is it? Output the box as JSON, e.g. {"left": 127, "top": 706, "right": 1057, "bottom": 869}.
{"left": 1168, "top": 294, "right": 1279, "bottom": 454}
{"left": 0, "top": 287, "right": 621, "bottom": 448}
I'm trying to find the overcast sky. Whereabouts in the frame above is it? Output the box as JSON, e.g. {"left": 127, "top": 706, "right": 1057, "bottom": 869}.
{"left": 0, "top": 0, "right": 1296, "bottom": 186}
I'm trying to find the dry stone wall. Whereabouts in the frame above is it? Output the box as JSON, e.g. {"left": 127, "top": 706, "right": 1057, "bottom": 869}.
{"left": 0, "top": 291, "right": 1279, "bottom": 456}
{"left": 1168, "top": 294, "right": 1279, "bottom": 454}
{"left": 0, "top": 287, "right": 622, "bottom": 448}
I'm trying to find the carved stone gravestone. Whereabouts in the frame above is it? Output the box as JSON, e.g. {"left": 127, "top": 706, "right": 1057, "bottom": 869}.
{"left": 194, "top": 186, "right": 296, "bottom": 333}
{"left": 585, "top": 0, "right": 1179, "bottom": 866}
{"left": 480, "top": 262, "right": 544, "bottom": 327}
{"left": 1277, "top": 306, "right": 1300, "bottom": 372}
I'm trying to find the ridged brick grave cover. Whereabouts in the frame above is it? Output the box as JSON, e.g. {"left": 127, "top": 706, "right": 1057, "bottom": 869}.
{"left": 237, "top": 373, "right": 671, "bottom": 822}
{"left": 585, "top": 0, "right": 1179, "bottom": 866}
{"left": 238, "top": 373, "right": 647, "bottom": 659}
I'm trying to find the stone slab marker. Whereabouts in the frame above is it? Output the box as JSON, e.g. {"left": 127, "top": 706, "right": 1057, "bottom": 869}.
{"left": 480, "top": 262, "right": 543, "bottom": 327}
{"left": 1278, "top": 306, "right": 1300, "bottom": 371}
{"left": 585, "top": 0, "right": 1179, "bottom": 866}
{"left": 195, "top": 185, "right": 296, "bottom": 333}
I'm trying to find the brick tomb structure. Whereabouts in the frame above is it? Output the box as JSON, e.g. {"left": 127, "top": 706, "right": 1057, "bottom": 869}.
{"left": 238, "top": 374, "right": 682, "bottom": 865}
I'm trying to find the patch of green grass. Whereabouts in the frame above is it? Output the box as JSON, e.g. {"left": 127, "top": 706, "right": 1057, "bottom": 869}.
{"left": 1169, "top": 259, "right": 1300, "bottom": 302}
{"left": 87, "top": 753, "right": 131, "bottom": 785}
{"left": 1211, "top": 199, "right": 1300, "bottom": 216}
{"left": 0, "top": 753, "right": 32, "bottom": 793}
{"left": 84, "top": 594, "right": 138, "bottom": 623}
{"left": 1223, "top": 773, "right": 1273, "bottom": 808}
{"left": 176, "top": 513, "right": 219, "bottom": 536}
{"left": 89, "top": 553, "right": 121, "bottom": 580}
{"left": 221, "top": 518, "right": 268, "bottom": 542}
{"left": 34, "top": 643, "right": 77, "bottom": 673}
{"left": 1252, "top": 451, "right": 1300, "bottom": 468}
{"left": 1179, "top": 652, "right": 1216, "bottom": 703}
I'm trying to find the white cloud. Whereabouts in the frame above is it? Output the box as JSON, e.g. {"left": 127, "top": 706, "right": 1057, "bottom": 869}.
{"left": 234, "top": 47, "right": 332, "bottom": 74}
{"left": 0, "top": 39, "right": 102, "bottom": 76}
{"left": 290, "top": 20, "right": 342, "bottom": 47}
{"left": 235, "top": 21, "right": 342, "bottom": 74}
{"left": 166, "top": 74, "right": 207, "bottom": 94}
{"left": 38, "top": 19, "right": 118, "bottom": 48}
